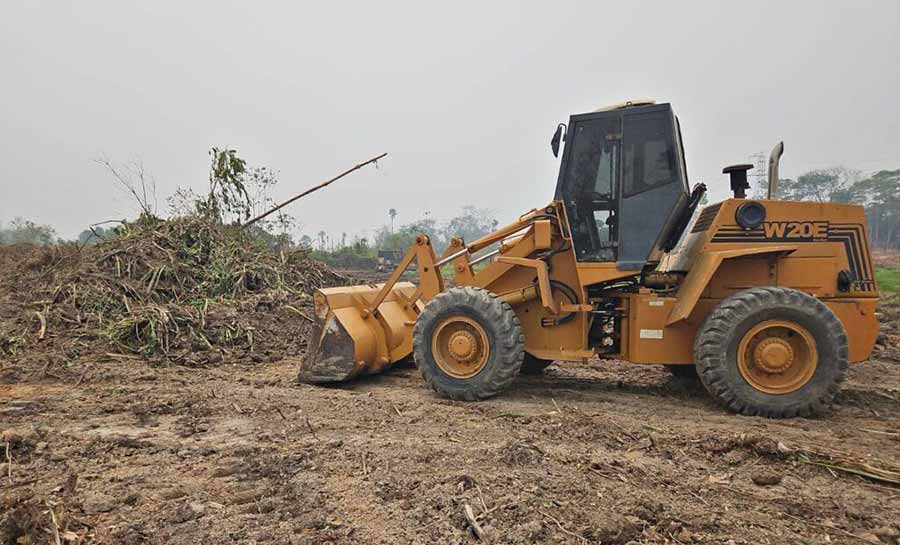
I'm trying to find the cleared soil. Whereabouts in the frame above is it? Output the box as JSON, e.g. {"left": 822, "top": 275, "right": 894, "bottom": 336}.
{"left": 2, "top": 258, "right": 899, "bottom": 545}
{"left": 3, "top": 349, "right": 900, "bottom": 545}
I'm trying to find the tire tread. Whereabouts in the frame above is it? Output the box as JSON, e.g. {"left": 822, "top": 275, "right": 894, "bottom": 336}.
{"left": 413, "top": 287, "right": 524, "bottom": 400}
{"left": 694, "top": 287, "right": 849, "bottom": 418}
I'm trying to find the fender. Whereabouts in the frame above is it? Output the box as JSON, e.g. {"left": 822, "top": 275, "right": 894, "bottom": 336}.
{"left": 666, "top": 245, "right": 799, "bottom": 326}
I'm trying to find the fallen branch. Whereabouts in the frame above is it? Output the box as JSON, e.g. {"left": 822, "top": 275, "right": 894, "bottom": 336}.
{"left": 539, "top": 510, "right": 586, "bottom": 544}
{"left": 105, "top": 353, "right": 142, "bottom": 361}
{"left": 474, "top": 484, "right": 488, "bottom": 515}
{"left": 799, "top": 455, "right": 900, "bottom": 486}
{"left": 47, "top": 502, "right": 63, "bottom": 545}
{"left": 242, "top": 152, "right": 387, "bottom": 229}
{"left": 859, "top": 428, "right": 900, "bottom": 438}
{"left": 464, "top": 503, "right": 485, "bottom": 540}
{"left": 305, "top": 416, "right": 320, "bottom": 442}
{"left": 35, "top": 311, "right": 47, "bottom": 340}
{"left": 284, "top": 305, "right": 315, "bottom": 323}
{"left": 746, "top": 437, "right": 900, "bottom": 487}
{"left": 73, "top": 366, "right": 89, "bottom": 387}
{"left": 90, "top": 219, "right": 128, "bottom": 227}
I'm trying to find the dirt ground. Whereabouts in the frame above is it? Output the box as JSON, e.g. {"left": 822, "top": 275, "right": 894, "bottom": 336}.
{"left": 2, "top": 340, "right": 899, "bottom": 544}
{"left": 874, "top": 251, "right": 900, "bottom": 270}
{"left": 3, "top": 256, "right": 900, "bottom": 545}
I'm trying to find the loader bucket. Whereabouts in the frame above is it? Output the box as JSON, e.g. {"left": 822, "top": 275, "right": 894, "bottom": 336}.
{"left": 299, "top": 282, "right": 421, "bottom": 383}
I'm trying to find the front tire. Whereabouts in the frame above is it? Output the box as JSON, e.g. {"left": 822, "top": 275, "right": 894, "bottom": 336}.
{"left": 695, "top": 287, "right": 848, "bottom": 418}
{"left": 413, "top": 287, "right": 524, "bottom": 400}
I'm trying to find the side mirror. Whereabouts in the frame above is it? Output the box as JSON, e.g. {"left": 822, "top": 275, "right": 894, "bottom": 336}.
{"left": 551, "top": 123, "right": 566, "bottom": 158}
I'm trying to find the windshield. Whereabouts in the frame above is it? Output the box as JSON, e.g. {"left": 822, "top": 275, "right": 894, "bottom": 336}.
{"left": 554, "top": 116, "right": 621, "bottom": 262}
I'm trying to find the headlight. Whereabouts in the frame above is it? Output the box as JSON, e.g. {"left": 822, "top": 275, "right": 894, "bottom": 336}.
{"left": 735, "top": 201, "right": 766, "bottom": 230}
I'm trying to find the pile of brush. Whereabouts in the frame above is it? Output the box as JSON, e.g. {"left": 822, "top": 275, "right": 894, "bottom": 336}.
{"left": 0, "top": 217, "right": 344, "bottom": 371}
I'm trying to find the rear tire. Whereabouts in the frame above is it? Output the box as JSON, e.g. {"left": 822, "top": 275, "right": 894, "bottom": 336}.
{"left": 694, "top": 287, "right": 848, "bottom": 418}
{"left": 520, "top": 354, "right": 553, "bottom": 375}
{"left": 413, "top": 287, "right": 524, "bottom": 400}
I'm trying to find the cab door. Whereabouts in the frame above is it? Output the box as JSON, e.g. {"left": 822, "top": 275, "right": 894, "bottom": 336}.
{"left": 616, "top": 108, "right": 688, "bottom": 270}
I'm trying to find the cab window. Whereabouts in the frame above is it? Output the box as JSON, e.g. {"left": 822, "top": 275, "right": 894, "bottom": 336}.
{"left": 622, "top": 112, "right": 676, "bottom": 196}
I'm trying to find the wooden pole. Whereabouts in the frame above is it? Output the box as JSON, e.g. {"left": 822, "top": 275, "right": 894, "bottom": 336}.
{"left": 242, "top": 152, "right": 387, "bottom": 229}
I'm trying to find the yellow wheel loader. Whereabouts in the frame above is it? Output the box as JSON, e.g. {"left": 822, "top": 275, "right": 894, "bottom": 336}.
{"left": 301, "top": 100, "right": 880, "bottom": 418}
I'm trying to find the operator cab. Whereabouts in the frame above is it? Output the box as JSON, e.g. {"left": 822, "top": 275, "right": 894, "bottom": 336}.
{"left": 553, "top": 101, "right": 692, "bottom": 270}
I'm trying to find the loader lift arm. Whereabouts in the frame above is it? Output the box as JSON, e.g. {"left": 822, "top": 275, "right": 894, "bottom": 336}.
{"left": 365, "top": 235, "right": 443, "bottom": 318}
{"left": 367, "top": 207, "right": 560, "bottom": 317}
{"left": 302, "top": 205, "right": 572, "bottom": 384}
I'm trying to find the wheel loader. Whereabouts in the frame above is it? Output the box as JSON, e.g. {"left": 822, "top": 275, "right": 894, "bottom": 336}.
{"left": 300, "top": 100, "right": 880, "bottom": 418}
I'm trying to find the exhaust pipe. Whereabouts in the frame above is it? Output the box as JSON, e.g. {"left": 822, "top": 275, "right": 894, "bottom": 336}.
{"left": 767, "top": 141, "right": 784, "bottom": 199}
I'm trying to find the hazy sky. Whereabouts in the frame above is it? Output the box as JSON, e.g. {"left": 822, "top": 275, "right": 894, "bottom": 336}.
{"left": 2, "top": 1, "right": 899, "bottom": 240}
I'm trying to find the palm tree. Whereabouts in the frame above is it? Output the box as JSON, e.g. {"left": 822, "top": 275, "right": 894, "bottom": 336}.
{"left": 388, "top": 208, "right": 398, "bottom": 234}
{"left": 317, "top": 230, "right": 326, "bottom": 251}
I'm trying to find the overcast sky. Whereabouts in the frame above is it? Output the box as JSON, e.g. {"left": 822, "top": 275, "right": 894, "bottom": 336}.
{"left": 2, "top": 1, "right": 899, "bottom": 240}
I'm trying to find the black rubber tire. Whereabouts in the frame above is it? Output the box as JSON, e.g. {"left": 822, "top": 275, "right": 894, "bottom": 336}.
{"left": 694, "top": 287, "right": 849, "bottom": 418}
{"left": 520, "top": 353, "right": 553, "bottom": 375}
{"left": 413, "top": 287, "right": 524, "bottom": 400}
{"left": 665, "top": 364, "right": 699, "bottom": 380}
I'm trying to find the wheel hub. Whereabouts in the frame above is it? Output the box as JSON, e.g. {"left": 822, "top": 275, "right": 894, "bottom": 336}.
{"left": 448, "top": 331, "right": 477, "bottom": 362}
{"left": 737, "top": 319, "right": 818, "bottom": 395}
{"left": 431, "top": 315, "right": 490, "bottom": 379}
{"left": 753, "top": 337, "right": 794, "bottom": 373}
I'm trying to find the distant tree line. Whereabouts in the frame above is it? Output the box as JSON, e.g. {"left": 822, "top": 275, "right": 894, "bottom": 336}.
{"left": 770, "top": 167, "right": 900, "bottom": 249}
{"left": 309, "top": 206, "right": 499, "bottom": 269}
{"left": 0, "top": 217, "right": 122, "bottom": 246}
{"left": 0, "top": 218, "right": 59, "bottom": 245}
{"left": 372, "top": 205, "right": 499, "bottom": 253}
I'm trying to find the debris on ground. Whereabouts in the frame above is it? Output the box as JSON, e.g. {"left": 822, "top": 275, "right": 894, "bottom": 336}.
{"left": 876, "top": 294, "right": 900, "bottom": 363}
{"left": 750, "top": 469, "right": 783, "bottom": 486}
{"left": 0, "top": 217, "right": 344, "bottom": 378}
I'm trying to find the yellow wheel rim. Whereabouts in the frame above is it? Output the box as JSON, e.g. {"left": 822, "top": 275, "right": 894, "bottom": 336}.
{"left": 737, "top": 319, "right": 817, "bottom": 394}
{"left": 432, "top": 316, "right": 490, "bottom": 379}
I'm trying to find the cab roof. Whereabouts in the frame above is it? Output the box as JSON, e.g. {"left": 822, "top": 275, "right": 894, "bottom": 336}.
{"left": 593, "top": 99, "right": 657, "bottom": 112}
